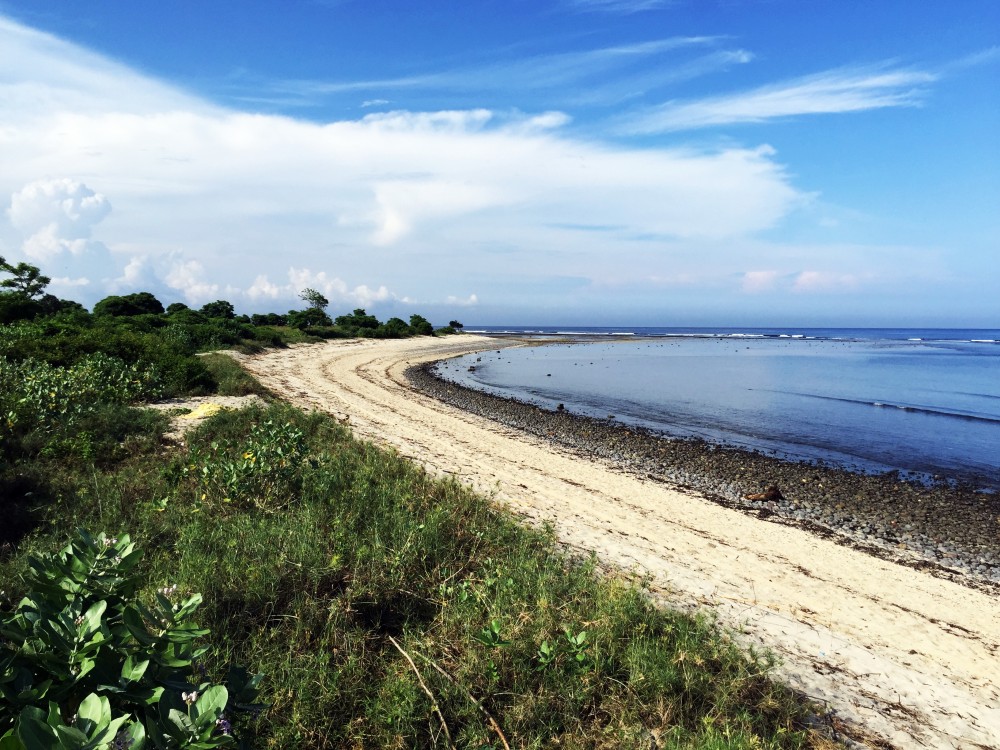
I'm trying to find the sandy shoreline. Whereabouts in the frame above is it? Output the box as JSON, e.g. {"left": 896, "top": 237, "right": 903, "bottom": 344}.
{"left": 408, "top": 355, "right": 1000, "bottom": 592}
{"left": 240, "top": 336, "right": 1000, "bottom": 749}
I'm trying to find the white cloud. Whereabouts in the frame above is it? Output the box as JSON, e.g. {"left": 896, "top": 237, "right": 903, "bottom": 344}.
{"left": 792, "top": 271, "right": 863, "bottom": 293}
{"left": 0, "top": 16, "right": 214, "bottom": 121}
{"left": 237, "top": 36, "right": 738, "bottom": 111}
{"left": 566, "top": 0, "right": 672, "bottom": 13}
{"left": 164, "top": 260, "right": 221, "bottom": 304}
{"left": 626, "top": 65, "right": 937, "bottom": 133}
{"left": 8, "top": 178, "right": 111, "bottom": 262}
{"left": 247, "top": 274, "right": 283, "bottom": 300}
{"left": 741, "top": 270, "right": 783, "bottom": 293}
{"left": 286, "top": 268, "right": 394, "bottom": 307}
{"left": 446, "top": 293, "right": 479, "bottom": 306}
{"left": 739, "top": 266, "right": 874, "bottom": 295}
{"left": 0, "top": 14, "right": 806, "bottom": 312}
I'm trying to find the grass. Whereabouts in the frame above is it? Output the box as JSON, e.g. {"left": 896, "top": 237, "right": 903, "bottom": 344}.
{"left": 0, "top": 385, "right": 836, "bottom": 748}
{"left": 198, "top": 352, "right": 274, "bottom": 397}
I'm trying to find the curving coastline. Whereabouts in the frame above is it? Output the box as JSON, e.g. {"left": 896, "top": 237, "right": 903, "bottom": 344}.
{"left": 240, "top": 336, "right": 1000, "bottom": 749}
{"left": 408, "top": 354, "right": 1000, "bottom": 591}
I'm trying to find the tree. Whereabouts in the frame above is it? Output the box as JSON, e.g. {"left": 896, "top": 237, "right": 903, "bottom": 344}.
{"left": 251, "top": 313, "right": 287, "bottom": 326}
{"left": 286, "top": 307, "right": 332, "bottom": 329}
{"left": 334, "top": 309, "right": 380, "bottom": 331}
{"left": 166, "top": 302, "right": 190, "bottom": 314}
{"left": 0, "top": 256, "right": 50, "bottom": 300}
{"left": 376, "top": 317, "right": 411, "bottom": 338}
{"left": 93, "top": 292, "right": 164, "bottom": 317}
{"left": 199, "top": 300, "right": 236, "bottom": 319}
{"left": 299, "top": 287, "right": 329, "bottom": 311}
{"left": 448, "top": 320, "right": 464, "bottom": 330}
{"left": 408, "top": 314, "right": 434, "bottom": 336}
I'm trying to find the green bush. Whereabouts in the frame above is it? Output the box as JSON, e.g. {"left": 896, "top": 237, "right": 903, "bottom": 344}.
{"left": 0, "top": 529, "right": 263, "bottom": 749}
{"left": 169, "top": 417, "right": 309, "bottom": 513}
{"left": 1, "top": 354, "right": 163, "bottom": 450}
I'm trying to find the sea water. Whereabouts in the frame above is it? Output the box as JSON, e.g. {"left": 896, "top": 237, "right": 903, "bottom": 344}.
{"left": 437, "top": 328, "right": 1000, "bottom": 488}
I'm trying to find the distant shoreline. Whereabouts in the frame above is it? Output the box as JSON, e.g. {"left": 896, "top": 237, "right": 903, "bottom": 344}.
{"left": 408, "top": 352, "right": 1000, "bottom": 592}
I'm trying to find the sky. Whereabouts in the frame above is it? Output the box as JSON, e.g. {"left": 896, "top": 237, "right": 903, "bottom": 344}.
{"left": 0, "top": 1, "right": 997, "bottom": 327}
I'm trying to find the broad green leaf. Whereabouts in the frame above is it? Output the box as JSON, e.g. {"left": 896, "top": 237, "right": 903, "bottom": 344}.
{"left": 193, "top": 686, "right": 227, "bottom": 726}
{"left": 174, "top": 594, "right": 203, "bottom": 620}
{"left": 52, "top": 725, "right": 90, "bottom": 745}
{"left": 15, "top": 714, "right": 59, "bottom": 750}
{"left": 81, "top": 600, "right": 107, "bottom": 635}
{"left": 77, "top": 693, "right": 110, "bottom": 730}
{"left": 122, "top": 721, "right": 146, "bottom": 750}
{"left": 123, "top": 608, "right": 157, "bottom": 646}
{"left": 122, "top": 656, "right": 150, "bottom": 683}
{"left": 0, "top": 728, "right": 24, "bottom": 750}
{"left": 167, "top": 708, "right": 195, "bottom": 737}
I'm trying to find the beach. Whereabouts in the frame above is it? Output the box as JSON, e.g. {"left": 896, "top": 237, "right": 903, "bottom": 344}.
{"left": 240, "top": 335, "right": 1000, "bottom": 749}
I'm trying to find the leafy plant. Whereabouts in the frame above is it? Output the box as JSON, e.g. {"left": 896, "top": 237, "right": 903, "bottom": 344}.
{"left": 174, "top": 419, "right": 309, "bottom": 512}
{"left": 561, "top": 628, "right": 592, "bottom": 673}
{"left": 0, "top": 530, "right": 263, "bottom": 749}
{"left": 0, "top": 354, "right": 164, "bottom": 460}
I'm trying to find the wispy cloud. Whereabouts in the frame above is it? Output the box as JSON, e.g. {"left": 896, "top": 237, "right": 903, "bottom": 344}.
{"left": 566, "top": 0, "right": 673, "bottom": 13}
{"left": 625, "top": 64, "right": 938, "bottom": 133}
{"left": 230, "top": 36, "right": 729, "bottom": 111}
{"left": 0, "top": 14, "right": 805, "bottom": 312}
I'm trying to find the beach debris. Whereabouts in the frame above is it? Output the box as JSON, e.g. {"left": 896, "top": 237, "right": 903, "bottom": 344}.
{"left": 745, "top": 485, "right": 784, "bottom": 502}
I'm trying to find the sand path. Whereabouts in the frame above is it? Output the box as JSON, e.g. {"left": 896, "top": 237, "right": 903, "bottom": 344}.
{"left": 241, "top": 336, "right": 1000, "bottom": 749}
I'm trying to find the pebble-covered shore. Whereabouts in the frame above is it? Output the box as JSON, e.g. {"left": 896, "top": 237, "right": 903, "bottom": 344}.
{"left": 407, "top": 359, "right": 1000, "bottom": 592}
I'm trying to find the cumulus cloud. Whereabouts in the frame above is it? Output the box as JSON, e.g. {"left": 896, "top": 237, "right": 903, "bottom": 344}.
{"left": 164, "top": 260, "right": 225, "bottom": 304}
{"left": 0, "top": 14, "right": 806, "bottom": 311}
{"left": 253, "top": 268, "right": 397, "bottom": 308}
{"left": 288, "top": 268, "right": 393, "bottom": 307}
{"left": 446, "top": 293, "right": 479, "bottom": 306}
{"left": 8, "top": 178, "right": 111, "bottom": 262}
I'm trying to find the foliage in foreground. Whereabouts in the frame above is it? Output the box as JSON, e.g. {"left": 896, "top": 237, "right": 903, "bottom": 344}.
{"left": 0, "top": 530, "right": 262, "bottom": 749}
{"left": 2, "top": 396, "right": 827, "bottom": 749}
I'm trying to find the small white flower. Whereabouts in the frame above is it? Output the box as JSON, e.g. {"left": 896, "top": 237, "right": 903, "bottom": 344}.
{"left": 182, "top": 690, "right": 198, "bottom": 705}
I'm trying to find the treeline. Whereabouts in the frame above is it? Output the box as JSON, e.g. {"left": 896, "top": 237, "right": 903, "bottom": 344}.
{"left": 0, "top": 257, "right": 462, "bottom": 397}
{"left": 0, "top": 256, "right": 824, "bottom": 749}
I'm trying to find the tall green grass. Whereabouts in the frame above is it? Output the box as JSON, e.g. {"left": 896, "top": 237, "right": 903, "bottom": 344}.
{"left": 1, "top": 397, "right": 833, "bottom": 749}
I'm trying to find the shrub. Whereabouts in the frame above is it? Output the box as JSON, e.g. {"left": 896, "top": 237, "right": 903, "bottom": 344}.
{"left": 93, "top": 293, "right": 165, "bottom": 317}
{"left": 1, "top": 354, "right": 162, "bottom": 438}
{"left": 171, "top": 418, "right": 309, "bottom": 513}
{"left": 0, "top": 529, "right": 263, "bottom": 749}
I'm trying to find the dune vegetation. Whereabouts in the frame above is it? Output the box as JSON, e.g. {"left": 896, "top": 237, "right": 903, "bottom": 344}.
{"left": 0, "top": 260, "right": 832, "bottom": 748}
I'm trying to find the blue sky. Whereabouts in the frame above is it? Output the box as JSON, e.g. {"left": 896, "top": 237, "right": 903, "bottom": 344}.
{"left": 0, "top": 0, "right": 997, "bottom": 326}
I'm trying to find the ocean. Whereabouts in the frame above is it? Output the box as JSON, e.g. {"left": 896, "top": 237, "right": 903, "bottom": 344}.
{"left": 435, "top": 327, "right": 1000, "bottom": 489}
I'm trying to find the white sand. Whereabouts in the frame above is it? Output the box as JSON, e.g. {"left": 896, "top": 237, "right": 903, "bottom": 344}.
{"left": 241, "top": 336, "right": 1000, "bottom": 749}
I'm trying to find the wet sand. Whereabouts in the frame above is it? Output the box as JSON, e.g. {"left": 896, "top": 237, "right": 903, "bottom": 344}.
{"left": 240, "top": 336, "right": 1000, "bottom": 749}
